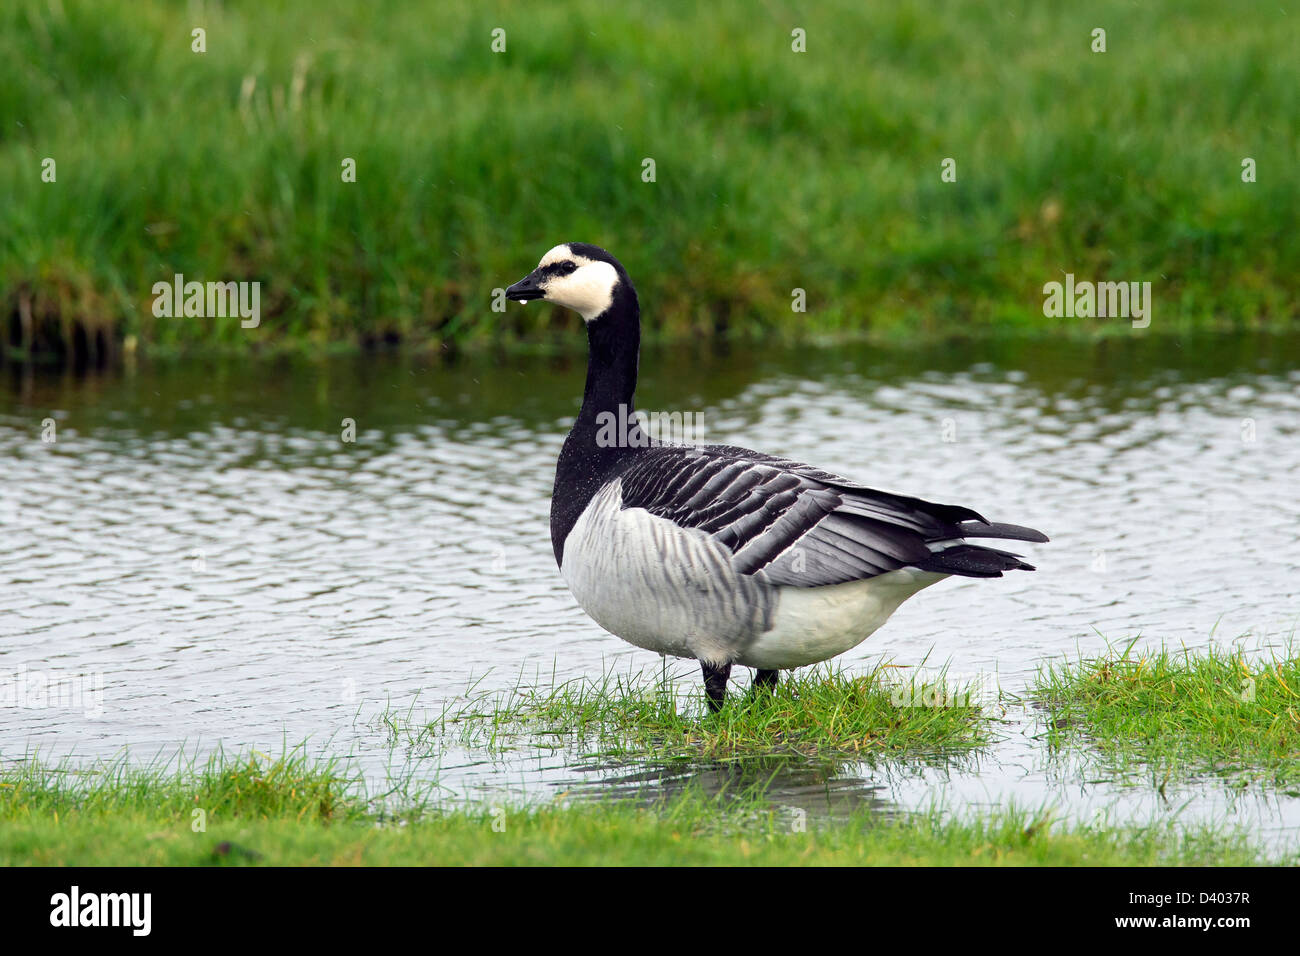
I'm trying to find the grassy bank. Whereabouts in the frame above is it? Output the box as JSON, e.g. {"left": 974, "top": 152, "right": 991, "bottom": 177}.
{"left": 2, "top": 1, "right": 1296, "bottom": 358}
{"left": 0, "top": 751, "right": 1276, "bottom": 866}
{"left": 1033, "top": 646, "right": 1300, "bottom": 789}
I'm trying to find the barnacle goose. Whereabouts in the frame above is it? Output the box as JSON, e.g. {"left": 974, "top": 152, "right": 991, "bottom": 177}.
{"left": 507, "top": 243, "right": 1048, "bottom": 710}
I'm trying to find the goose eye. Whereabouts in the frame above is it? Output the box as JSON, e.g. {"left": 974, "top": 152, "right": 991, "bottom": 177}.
{"left": 557, "top": 261, "right": 577, "bottom": 275}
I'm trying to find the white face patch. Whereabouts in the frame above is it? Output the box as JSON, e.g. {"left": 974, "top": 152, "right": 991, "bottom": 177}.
{"left": 535, "top": 245, "right": 619, "bottom": 321}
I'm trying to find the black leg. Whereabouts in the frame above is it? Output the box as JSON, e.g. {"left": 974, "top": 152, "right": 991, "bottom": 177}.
{"left": 753, "top": 669, "right": 779, "bottom": 692}
{"left": 701, "top": 661, "right": 732, "bottom": 712}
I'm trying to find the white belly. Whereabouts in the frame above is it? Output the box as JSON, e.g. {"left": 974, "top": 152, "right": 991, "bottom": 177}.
{"left": 737, "top": 569, "right": 945, "bottom": 669}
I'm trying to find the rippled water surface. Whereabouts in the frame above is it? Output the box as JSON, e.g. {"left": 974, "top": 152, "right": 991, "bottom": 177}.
{"left": 2, "top": 333, "right": 1298, "bottom": 844}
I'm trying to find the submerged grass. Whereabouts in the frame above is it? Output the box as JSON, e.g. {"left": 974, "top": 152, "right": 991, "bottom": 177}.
{"left": 424, "top": 665, "right": 996, "bottom": 763}
{"left": 3, "top": 0, "right": 1297, "bottom": 356}
{"left": 0, "top": 749, "right": 1280, "bottom": 866}
{"left": 1032, "top": 643, "right": 1300, "bottom": 789}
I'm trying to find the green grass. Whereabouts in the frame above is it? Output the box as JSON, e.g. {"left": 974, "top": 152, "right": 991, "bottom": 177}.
{"left": 418, "top": 665, "right": 995, "bottom": 764}
{"left": 7, "top": 649, "right": 1299, "bottom": 865}
{"left": 0, "top": 749, "right": 1280, "bottom": 865}
{"left": 0, "top": 747, "right": 373, "bottom": 825}
{"left": 1032, "top": 644, "right": 1300, "bottom": 789}
{"left": 2, "top": 0, "right": 1297, "bottom": 356}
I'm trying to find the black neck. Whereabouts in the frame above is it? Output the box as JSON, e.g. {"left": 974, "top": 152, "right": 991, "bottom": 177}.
{"left": 576, "top": 285, "right": 640, "bottom": 427}
{"left": 550, "top": 281, "right": 643, "bottom": 564}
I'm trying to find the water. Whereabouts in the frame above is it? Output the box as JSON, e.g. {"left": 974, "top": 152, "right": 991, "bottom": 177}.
{"left": 2, "top": 333, "right": 1298, "bottom": 845}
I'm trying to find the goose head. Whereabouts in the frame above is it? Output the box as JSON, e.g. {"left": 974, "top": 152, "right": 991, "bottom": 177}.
{"left": 506, "top": 243, "right": 631, "bottom": 322}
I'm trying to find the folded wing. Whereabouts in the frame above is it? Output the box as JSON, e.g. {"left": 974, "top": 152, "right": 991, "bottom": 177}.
{"left": 615, "top": 444, "right": 1047, "bottom": 587}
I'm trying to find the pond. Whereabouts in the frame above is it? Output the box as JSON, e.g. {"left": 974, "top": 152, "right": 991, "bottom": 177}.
{"left": 2, "top": 331, "right": 1298, "bottom": 845}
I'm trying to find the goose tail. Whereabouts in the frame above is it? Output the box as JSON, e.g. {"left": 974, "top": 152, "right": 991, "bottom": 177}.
{"left": 914, "top": 543, "right": 1037, "bottom": 578}
{"left": 914, "top": 517, "right": 1048, "bottom": 578}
